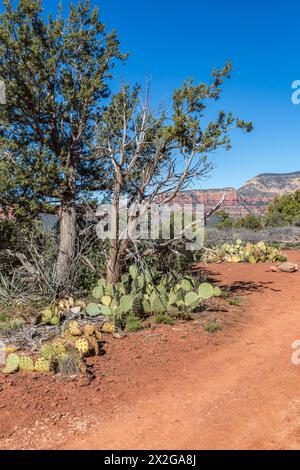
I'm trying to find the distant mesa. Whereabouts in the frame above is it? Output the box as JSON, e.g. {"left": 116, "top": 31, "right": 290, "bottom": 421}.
{"left": 171, "top": 171, "right": 300, "bottom": 218}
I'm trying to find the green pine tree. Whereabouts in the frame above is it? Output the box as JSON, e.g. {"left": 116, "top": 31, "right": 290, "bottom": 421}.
{"left": 0, "top": 0, "right": 125, "bottom": 289}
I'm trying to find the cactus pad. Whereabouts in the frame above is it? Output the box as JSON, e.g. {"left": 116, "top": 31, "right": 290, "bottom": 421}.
{"left": 35, "top": 357, "right": 51, "bottom": 373}
{"left": 75, "top": 338, "right": 89, "bottom": 355}
{"left": 87, "top": 303, "right": 101, "bottom": 317}
{"left": 101, "top": 321, "right": 116, "bottom": 334}
{"left": 198, "top": 283, "right": 214, "bottom": 300}
{"left": 184, "top": 292, "right": 199, "bottom": 308}
{"left": 92, "top": 286, "right": 103, "bottom": 300}
{"left": 101, "top": 296, "right": 112, "bottom": 306}
{"left": 213, "top": 287, "right": 222, "bottom": 297}
{"left": 120, "top": 295, "right": 133, "bottom": 313}
{"left": 129, "top": 264, "right": 138, "bottom": 280}
{"left": 69, "top": 320, "right": 81, "bottom": 336}
{"left": 2, "top": 353, "right": 20, "bottom": 374}
{"left": 50, "top": 316, "right": 60, "bottom": 326}
{"left": 41, "top": 344, "right": 55, "bottom": 360}
{"left": 19, "top": 356, "right": 34, "bottom": 372}
{"left": 84, "top": 324, "right": 95, "bottom": 337}
{"left": 52, "top": 340, "right": 66, "bottom": 356}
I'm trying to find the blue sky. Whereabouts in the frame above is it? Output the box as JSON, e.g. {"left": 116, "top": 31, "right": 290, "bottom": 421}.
{"left": 7, "top": 0, "right": 300, "bottom": 189}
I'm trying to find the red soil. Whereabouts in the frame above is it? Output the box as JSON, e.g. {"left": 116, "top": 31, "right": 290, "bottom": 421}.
{"left": 1, "top": 250, "right": 300, "bottom": 450}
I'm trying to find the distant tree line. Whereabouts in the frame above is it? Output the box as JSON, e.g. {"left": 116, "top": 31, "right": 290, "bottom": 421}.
{"left": 215, "top": 190, "right": 300, "bottom": 230}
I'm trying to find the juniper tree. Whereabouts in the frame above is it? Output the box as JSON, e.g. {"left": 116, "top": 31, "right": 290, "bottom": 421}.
{"left": 0, "top": 0, "right": 125, "bottom": 289}
{"left": 95, "top": 64, "right": 253, "bottom": 283}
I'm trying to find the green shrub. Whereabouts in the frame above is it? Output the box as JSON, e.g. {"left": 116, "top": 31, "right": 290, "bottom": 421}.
{"left": 0, "top": 312, "right": 7, "bottom": 322}
{"left": 234, "top": 214, "right": 263, "bottom": 231}
{"left": 229, "top": 297, "right": 242, "bottom": 306}
{"left": 126, "top": 315, "right": 142, "bottom": 332}
{"left": 215, "top": 211, "right": 234, "bottom": 230}
{"left": 155, "top": 314, "right": 175, "bottom": 325}
{"left": 265, "top": 190, "right": 300, "bottom": 227}
{"left": 204, "top": 321, "right": 221, "bottom": 333}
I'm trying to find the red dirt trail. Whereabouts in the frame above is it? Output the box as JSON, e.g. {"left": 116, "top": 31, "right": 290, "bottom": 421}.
{"left": 1, "top": 251, "right": 300, "bottom": 450}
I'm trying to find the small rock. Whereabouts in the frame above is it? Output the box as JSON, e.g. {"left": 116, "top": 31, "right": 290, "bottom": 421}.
{"left": 279, "top": 262, "right": 298, "bottom": 273}
{"left": 112, "top": 331, "right": 126, "bottom": 340}
{"left": 70, "top": 306, "right": 81, "bottom": 314}
{"left": 78, "top": 379, "right": 91, "bottom": 387}
{"left": 52, "top": 413, "right": 62, "bottom": 423}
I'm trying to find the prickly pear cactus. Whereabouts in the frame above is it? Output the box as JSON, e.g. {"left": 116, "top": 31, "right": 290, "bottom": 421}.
{"left": 101, "top": 321, "right": 116, "bottom": 334}
{"left": 19, "top": 356, "right": 34, "bottom": 372}
{"left": 101, "top": 296, "right": 112, "bottom": 307}
{"left": 41, "top": 344, "right": 55, "bottom": 360}
{"left": 69, "top": 320, "right": 81, "bottom": 336}
{"left": 92, "top": 286, "right": 103, "bottom": 300}
{"left": 84, "top": 324, "right": 95, "bottom": 337}
{"left": 2, "top": 353, "right": 20, "bottom": 374}
{"left": 184, "top": 292, "right": 199, "bottom": 308}
{"left": 129, "top": 264, "right": 138, "bottom": 280}
{"left": 120, "top": 295, "right": 133, "bottom": 313}
{"left": 87, "top": 303, "right": 101, "bottom": 317}
{"left": 35, "top": 357, "right": 51, "bottom": 373}
{"left": 198, "top": 283, "right": 214, "bottom": 300}
{"left": 201, "top": 241, "right": 286, "bottom": 264}
{"left": 87, "top": 264, "right": 223, "bottom": 326}
{"left": 75, "top": 338, "right": 89, "bottom": 356}
{"left": 52, "top": 340, "right": 66, "bottom": 356}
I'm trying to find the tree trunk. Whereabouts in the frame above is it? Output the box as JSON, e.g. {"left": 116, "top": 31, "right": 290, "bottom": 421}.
{"left": 56, "top": 150, "right": 77, "bottom": 293}
{"left": 56, "top": 197, "right": 76, "bottom": 292}
{"left": 106, "top": 180, "right": 126, "bottom": 284}
{"left": 106, "top": 240, "right": 123, "bottom": 284}
{"left": 56, "top": 201, "right": 76, "bottom": 293}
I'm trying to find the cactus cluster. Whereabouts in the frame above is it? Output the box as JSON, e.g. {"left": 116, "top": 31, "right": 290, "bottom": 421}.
{"left": 1, "top": 320, "right": 105, "bottom": 375}
{"left": 63, "top": 320, "right": 104, "bottom": 354}
{"left": 41, "top": 307, "right": 61, "bottom": 326}
{"left": 41, "top": 298, "right": 86, "bottom": 325}
{"left": 201, "top": 241, "right": 287, "bottom": 264}
{"left": 87, "top": 265, "right": 222, "bottom": 324}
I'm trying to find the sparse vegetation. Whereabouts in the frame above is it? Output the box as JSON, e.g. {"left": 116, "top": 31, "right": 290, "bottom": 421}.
{"left": 216, "top": 212, "right": 263, "bottom": 231}
{"left": 229, "top": 297, "right": 242, "bottom": 306}
{"left": 204, "top": 321, "right": 221, "bottom": 333}
{"left": 126, "top": 315, "right": 143, "bottom": 332}
{"left": 155, "top": 314, "right": 175, "bottom": 326}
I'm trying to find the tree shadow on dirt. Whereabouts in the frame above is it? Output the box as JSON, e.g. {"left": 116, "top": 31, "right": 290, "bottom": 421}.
{"left": 220, "top": 280, "right": 280, "bottom": 296}
{"left": 196, "top": 267, "right": 282, "bottom": 296}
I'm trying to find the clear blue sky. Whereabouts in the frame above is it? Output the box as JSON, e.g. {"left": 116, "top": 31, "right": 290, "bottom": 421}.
{"left": 7, "top": 0, "right": 300, "bottom": 189}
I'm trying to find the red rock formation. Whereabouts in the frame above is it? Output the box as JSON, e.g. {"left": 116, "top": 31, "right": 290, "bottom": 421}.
{"left": 163, "top": 172, "right": 300, "bottom": 218}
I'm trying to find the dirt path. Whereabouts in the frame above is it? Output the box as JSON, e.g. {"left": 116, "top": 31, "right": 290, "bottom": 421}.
{"left": 1, "top": 251, "right": 300, "bottom": 450}
{"left": 62, "top": 250, "right": 300, "bottom": 450}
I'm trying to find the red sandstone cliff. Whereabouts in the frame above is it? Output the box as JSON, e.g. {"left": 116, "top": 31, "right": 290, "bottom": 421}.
{"left": 170, "top": 171, "right": 300, "bottom": 218}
